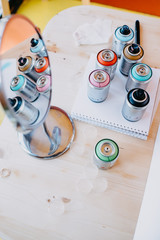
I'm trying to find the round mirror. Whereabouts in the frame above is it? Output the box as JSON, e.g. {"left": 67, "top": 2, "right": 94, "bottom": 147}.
{"left": 0, "top": 15, "right": 75, "bottom": 159}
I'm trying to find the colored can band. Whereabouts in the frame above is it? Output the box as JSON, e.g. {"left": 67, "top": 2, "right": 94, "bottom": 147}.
{"left": 10, "top": 75, "right": 39, "bottom": 102}
{"left": 18, "top": 56, "right": 39, "bottom": 82}
{"left": 35, "top": 57, "right": 50, "bottom": 75}
{"left": 30, "top": 38, "right": 47, "bottom": 57}
{"left": 9, "top": 96, "right": 39, "bottom": 125}
{"left": 112, "top": 25, "right": 134, "bottom": 58}
{"left": 119, "top": 43, "right": 144, "bottom": 76}
{"left": 96, "top": 49, "right": 118, "bottom": 80}
{"left": 122, "top": 88, "right": 150, "bottom": 122}
{"left": 36, "top": 75, "right": 51, "bottom": 92}
{"left": 125, "top": 63, "right": 152, "bottom": 92}
{"left": 87, "top": 69, "right": 110, "bottom": 103}
{"left": 94, "top": 139, "right": 119, "bottom": 170}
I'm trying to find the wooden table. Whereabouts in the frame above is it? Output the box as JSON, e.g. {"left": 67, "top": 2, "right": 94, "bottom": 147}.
{"left": 0, "top": 5, "right": 160, "bottom": 240}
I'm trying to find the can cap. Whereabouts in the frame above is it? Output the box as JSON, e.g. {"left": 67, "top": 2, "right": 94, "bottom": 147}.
{"left": 129, "top": 43, "right": 140, "bottom": 54}
{"left": 95, "top": 139, "right": 119, "bottom": 162}
{"left": 128, "top": 88, "right": 150, "bottom": 107}
{"left": 89, "top": 70, "right": 110, "bottom": 88}
{"left": 124, "top": 44, "right": 144, "bottom": 60}
{"left": 10, "top": 75, "right": 25, "bottom": 91}
{"left": 30, "top": 38, "right": 39, "bottom": 47}
{"left": 97, "top": 49, "right": 117, "bottom": 66}
{"left": 18, "top": 57, "right": 27, "bottom": 66}
{"left": 35, "top": 57, "right": 49, "bottom": 73}
{"left": 120, "top": 25, "right": 130, "bottom": 35}
{"left": 131, "top": 63, "right": 152, "bottom": 82}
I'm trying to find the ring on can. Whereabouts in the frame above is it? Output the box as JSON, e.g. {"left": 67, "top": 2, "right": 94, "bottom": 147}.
{"left": 87, "top": 69, "right": 110, "bottom": 103}
{"left": 122, "top": 88, "right": 150, "bottom": 122}
{"left": 94, "top": 139, "right": 119, "bottom": 170}
{"left": 18, "top": 56, "right": 39, "bottom": 82}
{"left": 119, "top": 43, "right": 144, "bottom": 76}
{"left": 9, "top": 96, "right": 39, "bottom": 125}
{"left": 10, "top": 75, "right": 39, "bottom": 102}
{"left": 112, "top": 25, "right": 134, "bottom": 58}
{"left": 36, "top": 75, "right": 51, "bottom": 92}
{"left": 125, "top": 63, "right": 152, "bottom": 92}
{"left": 96, "top": 49, "right": 118, "bottom": 80}
{"left": 30, "top": 38, "right": 47, "bottom": 57}
{"left": 35, "top": 57, "right": 50, "bottom": 75}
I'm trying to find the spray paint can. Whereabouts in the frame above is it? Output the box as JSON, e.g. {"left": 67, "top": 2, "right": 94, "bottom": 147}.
{"left": 9, "top": 96, "right": 39, "bottom": 125}
{"left": 10, "top": 75, "right": 39, "bottom": 102}
{"left": 119, "top": 43, "right": 144, "bottom": 76}
{"left": 122, "top": 88, "right": 150, "bottom": 122}
{"left": 30, "top": 38, "right": 47, "bottom": 57}
{"left": 35, "top": 57, "right": 50, "bottom": 75}
{"left": 94, "top": 139, "right": 119, "bottom": 170}
{"left": 96, "top": 49, "right": 118, "bottom": 80}
{"left": 125, "top": 63, "right": 152, "bottom": 92}
{"left": 36, "top": 75, "right": 51, "bottom": 93}
{"left": 112, "top": 25, "right": 134, "bottom": 58}
{"left": 87, "top": 69, "right": 110, "bottom": 103}
{"left": 18, "top": 56, "right": 39, "bottom": 82}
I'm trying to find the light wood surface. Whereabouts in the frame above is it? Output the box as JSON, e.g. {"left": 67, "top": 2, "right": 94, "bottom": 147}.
{"left": 0, "top": 5, "right": 160, "bottom": 240}
{"left": 1, "top": 0, "right": 10, "bottom": 17}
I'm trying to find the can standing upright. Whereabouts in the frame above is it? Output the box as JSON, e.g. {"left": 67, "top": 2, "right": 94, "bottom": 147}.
{"left": 125, "top": 63, "right": 152, "bottom": 92}
{"left": 96, "top": 49, "right": 118, "bottom": 80}
{"left": 94, "top": 139, "right": 119, "bottom": 170}
{"left": 87, "top": 69, "right": 110, "bottom": 103}
{"left": 112, "top": 25, "right": 134, "bottom": 58}
{"left": 119, "top": 43, "right": 144, "bottom": 76}
{"left": 35, "top": 57, "right": 50, "bottom": 76}
{"left": 122, "top": 88, "right": 150, "bottom": 122}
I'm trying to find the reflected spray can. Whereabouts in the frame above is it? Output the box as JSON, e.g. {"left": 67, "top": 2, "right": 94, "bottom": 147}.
{"left": 122, "top": 88, "right": 150, "bottom": 122}
{"left": 112, "top": 25, "right": 134, "bottom": 58}
{"left": 36, "top": 75, "right": 51, "bottom": 93}
{"left": 18, "top": 56, "right": 40, "bottom": 82}
{"left": 9, "top": 96, "right": 39, "bottom": 125}
{"left": 35, "top": 57, "right": 50, "bottom": 75}
{"left": 87, "top": 69, "right": 110, "bottom": 103}
{"left": 30, "top": 38, "right": 47, "bottom": 57}
{"left": 96, "top": 49, "right": 118, "bottom": 80}
{"left": 94, "top": 139, "right": 119, "bottom": 170}
{"left": 125, "top": 63, "right": 152, "bottom": 92}
{"left": 10, "top": 75, "right": 39, "bottom": 102}
{"left": 119, "top": 43, "right": 144, "bottom": 76}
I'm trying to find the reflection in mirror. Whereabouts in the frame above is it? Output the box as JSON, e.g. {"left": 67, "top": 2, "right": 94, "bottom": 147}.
{"left": 0, "top": 15, "right": 75, "bottom": 159}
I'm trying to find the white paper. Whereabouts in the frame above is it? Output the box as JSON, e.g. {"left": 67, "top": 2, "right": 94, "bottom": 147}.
{"left": 71, "top": 54, "right": 160, "bottom": 139}
{"left": 73, "top": 19, "right": 112, "bottom": 46}
{"left": 133, "top": 125, "right": 160, "bottom": 240}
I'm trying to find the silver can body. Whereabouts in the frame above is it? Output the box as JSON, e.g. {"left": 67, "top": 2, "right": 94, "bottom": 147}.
{"left": 10, "top": 75, "right": 39, "bottom": 102}
{"left": 119, "top": 55, "right": 141, "bottom": 76}
{"left": 112, "top": 35, "right": 134, "bottom": 58}
{"left": 87, "top": 70, "right": 110, "bottom": 103}
{"left": 93, "top": 153, "right": 118, "bottom": 170}
{"left": 11, "top": 97, "right": 39, "bottom": 125}
{"left": 122, "top": 89, "right": 150, "bottom": 122}
{"left": 125, "top": 64, "right": 152, "bottom": 92}
{"left": 96, "top": 61, "right": 117, "bottom": 81}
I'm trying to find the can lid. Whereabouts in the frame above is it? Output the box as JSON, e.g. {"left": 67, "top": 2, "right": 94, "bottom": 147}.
{"left": 131, "top": 63, "right": 152, "bottom": 81}
{"left": 18, "top": 56, "right": 32, "bottom": 71}
{"left": 115, "top": 25, "right": 134, "bottom": 42}
{"left": 97, "top": 49, "right": 117, "bottom": 66}
{"left": 36, "top": 75, "right": 51, "bottom": 92}
{"left": 9, "top": 96, "right": 22, "bottom": 112}
{"left": 124, "top": 43, "right": 144, "bottom": 60}
{"left": 10, "top": 75, "right": 25, "bottom": 91}
{"left": 95, "top": 139, "right": 119, "bottom": 162}
{"left": 89, "top": 70, "right": 110, "bottom": 88}
{"left": 128, "top": 88, "right": 150, "bottom": 107}
{"left": 35, "top": 57, "right": 48, "bottom": 72}
{"left": 30, "top": 38, "right": 44, "bottom": 53}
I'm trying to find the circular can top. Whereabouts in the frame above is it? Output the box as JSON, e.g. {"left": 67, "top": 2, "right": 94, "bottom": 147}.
{"left": 18, "top": 56, "right": 32, "bottom": 71}
{"left": 115, "top": 25, "right": 134, "bottom": 42}
{"left": 131, "top": 63, "right": 152, "bottom": 81}
{"left": 36, "top": 75, "right": 51, "bottom": 92}
{"left": 10, "top": 75, "right": 25, "bottom": 91}
{"left": 97, "top": 49, "right": 117, "bottom": 66}
{"left": 30, "top": 38, "right": 43, "bottom": 53}
{"left": 35, "top": 57, "right": 48, "bottom": 72}
{"left": 89, "top": 69, "right": 110, "bottom": 88}
{"left": 128, "top": 88, "right": 150, "bottom": 107}
{"left": 95, "top": 139, "right": 119, "bottom": 162}
{"left": 123, "top": 43, "right": 144, "bottom": 60}
{"left": 9, "top": 96, "right": 23, "bottom": 112}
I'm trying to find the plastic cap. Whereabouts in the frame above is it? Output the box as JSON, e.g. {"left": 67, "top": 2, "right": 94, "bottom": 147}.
{"left": 120, "top": 25, "right": 130, "bottom": 35}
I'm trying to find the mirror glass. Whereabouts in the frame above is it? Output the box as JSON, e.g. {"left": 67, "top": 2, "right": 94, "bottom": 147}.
{"left": 0, "top": 15, "right": 75, "bottom": 159}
